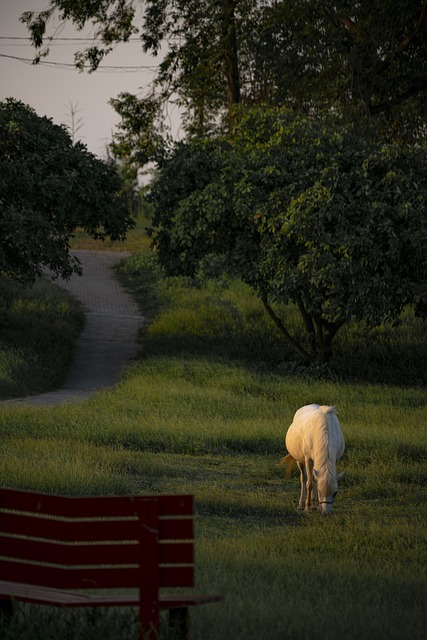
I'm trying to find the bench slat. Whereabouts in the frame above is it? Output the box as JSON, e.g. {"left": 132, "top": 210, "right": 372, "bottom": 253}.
{"left": 0, "top": 513, "right": 193, "bottom": 542}
{"left": 159, "top": 542, "right": 194, "bottom": 564}
{"left": 0, "top": 560, "right": 194, "bottom": 589}
{"left": 0, "top": 536, "right": 140, "bottom": 565}
{"left": 0, "top": 512, "right": 141, "bottom": 541}
{"left": 0, "top": 489, "right": 193, "bottom": 518}
{"left": 0, "top": 580, "right": 224, "bottom": 609}
{"left": 159, "top": 518, "right": 193, "bottom": 540}
{"left": 0, "top": 536, "right": 194, "bottom": 565}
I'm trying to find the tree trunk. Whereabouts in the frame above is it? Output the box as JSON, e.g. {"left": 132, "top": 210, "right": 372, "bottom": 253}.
{"left": 262, "top": 298, "right": 345, "bottom": 365}
{"left": 313, "top": 315, "right": 345, "bottom": 364}
{"left": 223, "top": 0, "right": 241, "bottom": 120}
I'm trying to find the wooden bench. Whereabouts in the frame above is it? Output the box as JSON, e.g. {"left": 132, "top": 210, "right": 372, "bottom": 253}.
{"left": 0, "top": 487, "right": 224, "bottom": 639}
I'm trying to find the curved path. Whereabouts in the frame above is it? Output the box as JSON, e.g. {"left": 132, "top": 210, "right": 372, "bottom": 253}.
{"left": 5, "top": 251, "right": 143, "bottom": 407}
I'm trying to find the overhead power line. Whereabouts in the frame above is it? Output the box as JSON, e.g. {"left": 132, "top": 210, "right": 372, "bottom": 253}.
{"left": 0, "top": 53, "right": 158, "bottom": 73}
{"left": 0, "top": 36, "right": 142, "bottom": 43}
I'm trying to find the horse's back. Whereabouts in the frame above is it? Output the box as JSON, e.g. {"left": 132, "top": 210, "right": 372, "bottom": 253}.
{"left": 285, "top": 404, "right": 344, "bottom": 461}
{"left": 294, "top": 404, "right": 321, "bottom": 422}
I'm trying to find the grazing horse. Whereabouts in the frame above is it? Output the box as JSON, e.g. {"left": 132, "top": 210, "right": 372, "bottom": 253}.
{"left": 279, "top": 404, "right": 345, "bottom": 514}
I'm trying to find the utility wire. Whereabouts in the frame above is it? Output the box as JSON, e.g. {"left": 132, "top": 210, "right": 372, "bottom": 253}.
{"left": 0, "top": 36, "right": 140, "bottom": 42}
{"left": 0, "top": 53, "right": 158, "bottom": 72}
{"left": 0, "top": 36, "right": 142, "bottom": 42}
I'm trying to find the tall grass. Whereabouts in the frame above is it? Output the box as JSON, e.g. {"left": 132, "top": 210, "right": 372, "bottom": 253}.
{"left": 0, "top": 250, "right": 426, "bottom": 639}
{"left": 0, "top": 277, "right": 84, "bottom": 399}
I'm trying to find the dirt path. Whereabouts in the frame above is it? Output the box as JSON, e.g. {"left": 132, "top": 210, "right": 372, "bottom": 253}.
{"left": 5, "top": 251, "right": 143, "bottom": 407}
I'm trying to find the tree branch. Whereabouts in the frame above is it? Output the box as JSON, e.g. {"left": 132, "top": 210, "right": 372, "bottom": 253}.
{"left": 375, "top": 0, "right": 427, "bottom": 75}
{"left": 370, "top": 77, "right": 427, "bottom": 114}
{"left": 262, "top": 297, "right": 312, "bottom": 363}
{"left": 396, "top": 0, "right": 427, "bottom": 54}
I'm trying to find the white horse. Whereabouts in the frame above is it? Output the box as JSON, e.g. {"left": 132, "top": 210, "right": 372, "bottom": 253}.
{"left": 279, "top": 404, "right": 345, "bottom": 514}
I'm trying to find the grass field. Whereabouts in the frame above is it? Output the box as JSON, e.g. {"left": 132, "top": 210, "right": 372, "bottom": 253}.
{"left": 0, "top": 245, "right": 426, "bottom": 640}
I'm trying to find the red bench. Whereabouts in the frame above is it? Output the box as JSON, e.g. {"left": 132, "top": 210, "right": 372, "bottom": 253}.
{"left": 0, "top": 487, "right": 224, "bottom": 639}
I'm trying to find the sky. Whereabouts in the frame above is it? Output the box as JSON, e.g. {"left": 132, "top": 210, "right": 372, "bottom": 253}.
{"left": 0, "top": 0, "right": 179, "bottom": 158}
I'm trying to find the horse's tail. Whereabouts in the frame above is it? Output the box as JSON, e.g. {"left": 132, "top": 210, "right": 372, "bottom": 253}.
{"left": 277, "top": 453, "right": 296, "bottom": 476}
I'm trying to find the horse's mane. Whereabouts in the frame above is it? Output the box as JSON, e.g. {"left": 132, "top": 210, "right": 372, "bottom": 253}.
{"left": 313, "top": 406, "right": 338, "bottom": 495}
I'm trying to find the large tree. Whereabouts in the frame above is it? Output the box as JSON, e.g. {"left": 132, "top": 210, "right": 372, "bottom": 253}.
{"left": 148, "top": 107, "right": 427, "bottom": 363}
{"left": 22, "top": 1, "right": 427, "bottom": 145}
{"left": 0, "top": 99, "right": 133, "bottom": 285}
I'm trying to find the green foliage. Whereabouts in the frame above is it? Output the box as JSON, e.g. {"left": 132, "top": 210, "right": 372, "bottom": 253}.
{"left": 109, "top": 92, "right": 168, "bottom": 181}
{"left": 115, "top": 250, "right": 167, "bottom": 321}
{"left": 243, "top": 0, "right": 427, "bottom": 141}
{"left": 0, "top": 98, "right": 134, "bottom": 285}
{"left": 116, "top": 252, "right": 427, "bottom": 385}
{"left": 149, "top": 106, "right": 427, "bottom": 362}
{"left": 147, "top": 139, "right": 225, "bottom": 274}
{"left": 0, "top": 276, "right": 84, "bottom": 399}
{"left": 21, "top": 1, "right": 427, "bottom": 143}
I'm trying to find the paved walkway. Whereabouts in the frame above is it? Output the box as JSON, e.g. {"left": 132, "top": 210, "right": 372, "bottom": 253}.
{"left": 5, "top": 251, "right": 143, "bottom": 407}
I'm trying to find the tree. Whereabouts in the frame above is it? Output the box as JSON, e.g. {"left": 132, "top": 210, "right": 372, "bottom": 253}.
{"left": 241, "top": 1, "right": 427, "bottom": 139}
{"left": 21, "top": 1, "right": 427, "bottom": 145}
{"left": 148, "top": 106, "right": 427, "bottom": 363}
{"left": 108, "top": 92, "right": 168, "bottom": 183}
{"left": 0, "top": 99, "right": 134, "bottom": 286}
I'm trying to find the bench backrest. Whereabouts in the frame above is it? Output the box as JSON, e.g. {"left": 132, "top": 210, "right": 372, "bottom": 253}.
{"left": 0, "top": 488, "right": 194, "bottom": 592}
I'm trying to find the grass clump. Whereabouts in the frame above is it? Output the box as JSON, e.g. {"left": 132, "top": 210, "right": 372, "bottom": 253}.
{"left": 0, "top": 607, "right": 140, "bottom": 640}
{"left": 0, "top": 277, "right": 84, "bottom": 399}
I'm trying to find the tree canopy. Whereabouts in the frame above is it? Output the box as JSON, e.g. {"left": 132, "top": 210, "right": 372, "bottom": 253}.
{"left": 22, "top": 1, "right": 427, "bottom": 145}
{"left": 0, "top": 99, "right": 133, "bottom": 285}
{"left": 148, "top": 106, "right": 427, "bottom": 362}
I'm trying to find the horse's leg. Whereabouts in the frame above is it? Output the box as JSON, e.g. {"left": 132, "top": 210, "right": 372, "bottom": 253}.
{"left": 305, "top": 458, "right": 315, "bottom": 511}
{"left": 297, "top": 461, "right": 306, "bottom": 509}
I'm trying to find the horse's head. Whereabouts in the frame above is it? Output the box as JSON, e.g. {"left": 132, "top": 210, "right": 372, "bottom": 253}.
{"left": 314, "top": 470, "right": 344, "bottom": 515}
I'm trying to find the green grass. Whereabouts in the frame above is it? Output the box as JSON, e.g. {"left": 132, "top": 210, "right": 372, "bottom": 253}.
{"left": 0, "top": 250, "right": 426, "bottom": 639}
{"left": 0, "top": 358, "right": 426, "bottom": 639}
{"left": 70, "top": 213, "right": 151, "bottom": 253}
{"left": 0, "top": 277, "right": 84, "bottom": 399}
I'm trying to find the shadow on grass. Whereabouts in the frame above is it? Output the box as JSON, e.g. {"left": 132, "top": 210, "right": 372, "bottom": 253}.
{"left": 140, "top": 320, "right": 427, "bottom": 388}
